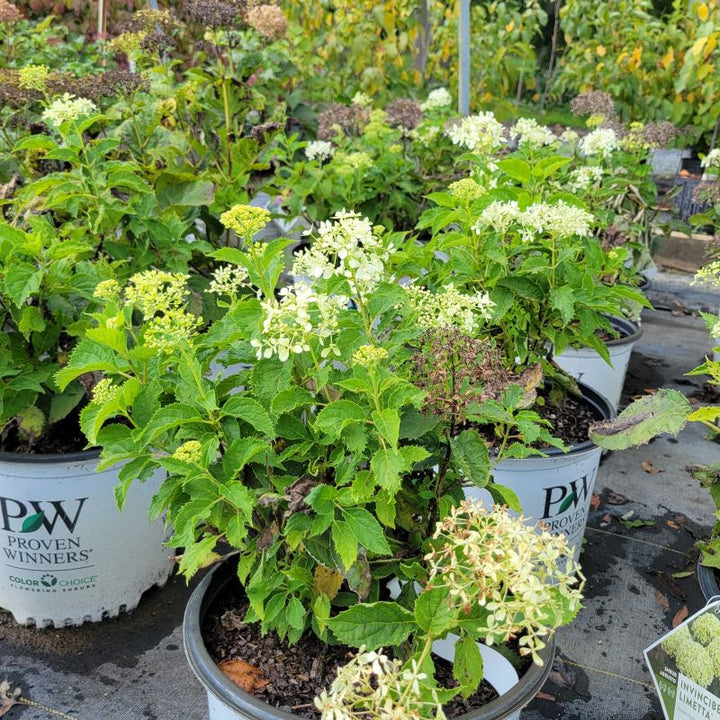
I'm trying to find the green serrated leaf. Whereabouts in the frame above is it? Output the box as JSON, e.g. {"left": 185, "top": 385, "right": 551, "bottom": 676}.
{"left": 414, "top": 586, "right": 455, "bottom": 635}
{"left": 332, "top": 520, "right": 358, "bottom": 570}
{"left": 327, "top": 602, "right": 417, "bottom": 649}
{"left": 222, "top": 396, "right": 275, "bottom": 437}
{"left": 451, "top": 429, "right": 491, "bottom": 488}
{"left": 371, "top": 408, "right": 400, "bottom": 448}
{"left": 342, "top": 507, "right": 391, "bottom": 556}
{"left": 453, "top": 636, "right": 484, "bottom": 699}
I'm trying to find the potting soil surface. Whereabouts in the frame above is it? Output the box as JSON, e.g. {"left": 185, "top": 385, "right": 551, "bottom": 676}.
{"left": 2, "top": 275, "right": 720, "bottom": 720}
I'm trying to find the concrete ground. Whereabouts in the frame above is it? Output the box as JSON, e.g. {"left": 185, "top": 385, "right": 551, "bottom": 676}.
{"left": 1, "top": 275, "right": 719, "bottom": 720}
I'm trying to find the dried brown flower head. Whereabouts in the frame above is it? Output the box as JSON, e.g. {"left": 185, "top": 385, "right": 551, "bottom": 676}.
{"left": 571, "top": 91, "right": 616, "bottom": 119}
{"left": 140, "top": 29, "right": 174, "bottom": 54}
{"left": 249, "top": 121, "right": 280, "bottom": 143}
{"left": 642, "top": 121, "right": 677, "bottom": 149}
{"left": 317, "top": 102, "right": 369, "bottom": 141}
{"left": 411, "top": 326, "right": 524, "bottom": 424}
{"left": 601, "top": 224, "right": 630, "bottom": 250}
{"left": 245, "top": 4, "right": 287, "bottom": 40}
{"left": 69, "top": 71, "right": 147, "bottom": 100}
{"left": 182, "top": 0, "right": 241, "bottom": 28}
{"left": 385, "top": 98, "right": 423, "bottom": 131}
{"left": 0, "top": 0, "right": 21, "bottom": 22}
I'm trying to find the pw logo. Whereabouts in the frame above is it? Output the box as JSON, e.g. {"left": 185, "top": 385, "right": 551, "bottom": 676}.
{"left": 541, "top": 475, "right": 592, "bottom": 519}
{"left": 0, "top": 497, "right": 88, "bottom": 534}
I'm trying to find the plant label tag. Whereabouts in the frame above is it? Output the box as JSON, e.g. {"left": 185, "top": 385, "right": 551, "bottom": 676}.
{"left": 644, "top": 599, "right": 720, "bottom": 720}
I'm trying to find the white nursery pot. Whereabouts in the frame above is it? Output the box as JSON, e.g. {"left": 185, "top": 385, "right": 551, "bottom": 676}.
{"left": 0, "top": 449, "right": 173, "bottom": 627}
{"left": 554, "top": 316, "right": 642, "bottom": 411}
{"left": 184, "top": 561, "right": 555, "bottom": 720}
{"left": 466, "top": 385, "right": 614, "bottom": 564}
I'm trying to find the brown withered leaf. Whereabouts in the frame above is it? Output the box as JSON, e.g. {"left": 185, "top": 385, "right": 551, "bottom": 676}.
{"left": 642, "top": 460, "right": 662, "bottom": 474}
{"left": 654, "top": 590, "right": 670, "bottom": 611}
{"left": 590, "top": 493, "right": 601, "bottom": 510}
{"left": 257, "top": 521, "right": 279, "bottom": 551}
{"left": 672, "top": 606, "right": 689, "bottom": 628}
{"left": 220, "top": 610, "right": 245, "bottom": 632}
{"left": 666, "top": 520, "right": 680, "bottom": 530}
{"left": 218, "top": 660, "right": 269, "bottom": 693}
{"left": 605, "top": 489, "right": 627, "bottom": 505}
{"left": 314, "top": 565, "right": 344, "bottom": 601}
{"left": 535, "top": 691, "right": 556, "bottom": 701}
{"left": 0, "top": 680, "right": 21, "bottom": 717}
{"left": 285, "top": 475, "right": 318, "bottom": 513}
{"left": 600, "top": 513, "right": 614, "bottom": 527}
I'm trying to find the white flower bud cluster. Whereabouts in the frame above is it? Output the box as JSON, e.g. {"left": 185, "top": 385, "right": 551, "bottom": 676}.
{"left": 305, "top": 140, "right": 335, "bottom": 162}
{"left": 42, "top": 93, "right": 97, "bottom": 126}
{"left": 421, "top": 87, "right": 452, "bottom": 111}
{"left": 315, "top": 648, "right": 445, "bottom": 720}
{"left": 446, "top": 111, "right": 506, "bottom": 155}
{"left": 475, "top": 201, "right": 593, "bottom": 240}
{"left": 404, "top": 282, "right": 494, "bottom": 334}
{"left": 511, "top": 118, "right": 558, "bottom": 148}
{"left": 292, "top": 210, "right": 394, "bottom": 301}
{"left": 250, "top": 284, "right": 347, "bottom": 362}
{"left": 425, "top": 499, "right": 584, "bottom": 665}
{"left": 569, "top": 166, "right": 604, "bottom": 191}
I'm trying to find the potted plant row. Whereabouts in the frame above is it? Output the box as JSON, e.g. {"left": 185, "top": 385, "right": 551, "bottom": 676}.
{"left": 49, "top": 184, "right": 649, "bottom": 717}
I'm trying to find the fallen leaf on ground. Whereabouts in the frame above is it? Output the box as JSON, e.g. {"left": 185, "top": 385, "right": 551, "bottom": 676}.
{"left": 666, "top": 520, "right": 680, "bottom": 530}
{"left": 219, "top": 660, "right": 269, "bottom": 693}
{"left": 621, "top": 518, "right": 656, "bottom": 529}
{"left": 671, "top": 570, "right": 694, "bottom": 579}
{"left": 600, "top": 513, "right": 614, "bottom": 527}
{"left": 590, "top": 493, "right": 601, "bottom": 510}
{"left": 672, "top": 606, "right": 689, "bottom": 628}
{"left": 605, "top": 489, "right": 627, "bottom": 505}
{"left": 0, "top": 680, "right": 21, "bottom": 718}
{"left": 642, "top": 388, "right": 659, "bottom": 393}
{"left": 655, "top": 590, "right": 670, "bottom": 611}
{"left": 535, "top": 691, "right": 556, "bottom": 701}
{"left": 642, "top": 460, "right": 661, "bottom": 474}
{"left": 220, "top": 610, "right": 245, "bottom": 632}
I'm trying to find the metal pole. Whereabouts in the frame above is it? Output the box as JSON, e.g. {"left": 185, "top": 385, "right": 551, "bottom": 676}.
{"left": 458, "top": 0, "right": 471, "bottom": 115}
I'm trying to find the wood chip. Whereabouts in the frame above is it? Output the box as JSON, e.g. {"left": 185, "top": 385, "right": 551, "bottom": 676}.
{"left": 642, "top": 460, "right": 662, "bottom": 474}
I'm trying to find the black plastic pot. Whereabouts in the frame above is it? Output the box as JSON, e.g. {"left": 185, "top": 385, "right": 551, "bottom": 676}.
{"left": 184, "top": 559, "right": 556, "bottom": 720}
{"left": 698, "top": 562, "right": 720, "bottom": 602}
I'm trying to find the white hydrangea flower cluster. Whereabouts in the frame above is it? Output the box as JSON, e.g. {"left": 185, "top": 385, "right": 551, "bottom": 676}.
{"left": 42, "top": 93, "right": 97, "bottom": 126}
{"left": 475, "top": 200, "right": 520, "bottom": 234}
{"left": 569, "top": 166, "right": 604, "bottom": 191}
{"left": 404, "top": 282, "right": 494, "bottom": 334}
{"left": 425, "top": 499, "right": 584, "bottom": 664}
{"left": 578, "top": 128, "right": 620, "bottom": 159}
{"left": 314, "top": 648, "right": 446, "bottom": 720}
{"left": 446, "top": 112, "right": 506, "bottom": 154}
{"left": 250, "top": 284, "right": 348, "bottom": 362}
{"left": 475, "top": 201, "right": 593, "bottom": 239}
{"left": 305, "top": 140, "right": 335, "bottom": 162}
{"left": 511, "top": 117, "right": 558, "bottom": 148}
{"left": 292, "top": 211, "right": 394, "bottom": 300}
{"left": 702, "top": 148, "right": 720, "bottom": 169}
{"left": 421, "top": 87, "right": 452, "bottom": 111}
